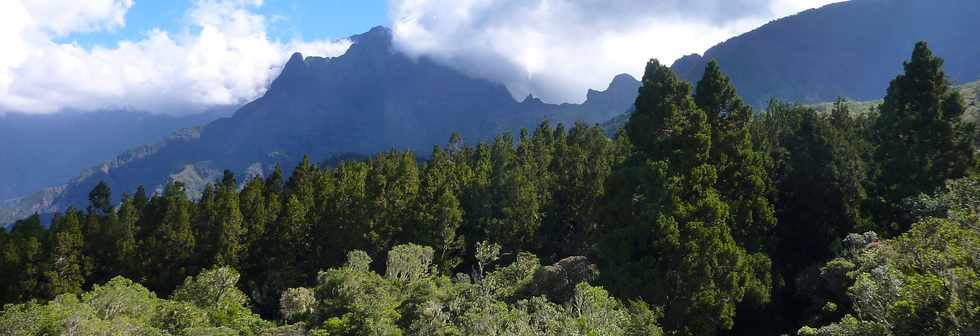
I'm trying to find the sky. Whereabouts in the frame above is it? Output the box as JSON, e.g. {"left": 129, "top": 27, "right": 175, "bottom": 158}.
{"left": 0, "top": 0, "right": 840, "bottom": 115}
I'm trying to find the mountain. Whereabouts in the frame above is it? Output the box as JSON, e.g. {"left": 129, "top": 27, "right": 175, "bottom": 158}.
{"left": 0, "top": 108, "right": 231, "bottom": 200}
{"left": 670, "top": 0, "right": 980, "bottom": 107}
{"left": 0, "top": 27, "right": 639, "bottom": 224}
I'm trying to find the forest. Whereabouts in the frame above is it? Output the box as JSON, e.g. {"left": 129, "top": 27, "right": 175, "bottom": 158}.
{"left": 1, "top": 41, "right": 977, "bottom": 336}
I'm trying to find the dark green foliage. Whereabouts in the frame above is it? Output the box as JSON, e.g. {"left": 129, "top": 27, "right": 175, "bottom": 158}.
{"left": 0, "top": 215, "right": 46, "bottom": 302}
{"left": 44, "top": 208, "right": 89, "bottom": 297}
{"left": 602, "top": 59, "right": 770, "bottom": 336}
{"left": 694, "top": 61, "right": 776, "bottom": 253}
{"left": 87, "top": 181, "right": 112, "bottom": 216}
{"left": 871, "top": 42, "right": 977, "bottom": 233}
{"left": 747, "top": 101, "right": 873, "bottom": 334}
{"left": 143, "top": 182, "right": 197, "bottom": 293}
{"left": 211, "top": 170, "right": 244, "bottom": 267}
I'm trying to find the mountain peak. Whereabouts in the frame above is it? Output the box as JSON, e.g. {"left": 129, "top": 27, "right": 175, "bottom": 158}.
{"left": 285, "top": 52, "right": 305, "bottom": 69}
{"left": 608, "top": 74, "right": 639, "bottom": 90}
{"left": 352, "top": 26, "right": 393, "bottom": 45}
{"left": 269, "top": 52, "right": 311, "bottom": 94}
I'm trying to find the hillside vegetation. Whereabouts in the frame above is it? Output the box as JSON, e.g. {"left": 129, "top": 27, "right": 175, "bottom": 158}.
{"left": 2, "top": 42, "right": 978, "bottom": 336}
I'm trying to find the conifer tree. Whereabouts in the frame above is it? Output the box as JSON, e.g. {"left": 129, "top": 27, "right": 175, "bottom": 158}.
{"left": 602, "top": 59, "right": 769, "bottom": 336}
{"left": 0, "top": 215, "right": 46, "bottom": 302}
{"left": 44, "top": 208, "right": 88, "bottom": 297}
{"left": 145, "top": 182, "right": 196, "bottom": 293}
{"left": 239, "top": 176, "right": 268, "bottom": 263}
{"left": 110, "top": 194, "right": 140, "bottom": 279}
{"left": 88, "top": 181, "right": 113, "bottom": 216}
{"left": 212, "top": 170, "right": 244, "bottom": 267}
{"left": 872, "top": 41, "right": 977, "bottom": 232}
{"left": 694, "top": 61, "right": 776, "bottom": 253}
{"left": 193, "top": 183, "right": 218, "bottom": 263}
{"left": 416, "top": 145, "right": 465, "bottom": 271}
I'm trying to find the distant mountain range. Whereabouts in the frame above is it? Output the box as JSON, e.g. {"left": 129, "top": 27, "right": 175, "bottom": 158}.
{"left": 0, "top": 108, "right": 231, "bottom": 200}
{"left": 5, "top": 0, "right": 980, "bottom": 225}
{"left": 670, "top": 0, "right": 980, "bottom": 107}
{"left": 0, "top": 27, "right": 640, "bottom": 224}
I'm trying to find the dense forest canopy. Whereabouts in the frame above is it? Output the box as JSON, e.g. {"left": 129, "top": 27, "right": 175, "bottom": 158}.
{"left": 1, "top": 42, "right": 978, "bottom": 335}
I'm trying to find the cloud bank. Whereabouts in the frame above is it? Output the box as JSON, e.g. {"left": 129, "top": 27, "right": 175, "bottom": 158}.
{"left": 390, "top": 0, "right": 841, "bottom": 103}
{"left": 0, "top": 0, "right": 351, "bottom": 114}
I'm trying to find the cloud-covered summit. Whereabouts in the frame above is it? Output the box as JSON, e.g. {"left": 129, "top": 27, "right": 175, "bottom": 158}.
{"left": 0, "top": 0, "right": 352, "bottom": 115}
{"left": 389, "top": 0, "right": 841, "bottom": 104}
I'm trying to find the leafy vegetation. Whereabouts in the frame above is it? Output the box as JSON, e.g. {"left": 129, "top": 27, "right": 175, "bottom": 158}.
{"left": 2, "top": 42, "right": 978, "bottom": 335}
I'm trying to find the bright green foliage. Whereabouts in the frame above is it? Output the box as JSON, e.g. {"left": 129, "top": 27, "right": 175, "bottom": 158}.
{"left": 0, "top": 270, "right": 271, "bottom": 335}
{"left": 906, "top": 175, "right": 980, "bottom": 225}
{"left": 801, "top": 179, "right": 980, "bottom": 335}
{"left": 872, "top": 41, "right": 977, "bottom": 233}
{"left": 171, "top": 267, "right": 271, "bottom": 334}
{"left": 286, "top": 244, "right": 661, "bottom": 335}
{"left": 602, "top": 59, "right": 769, "bottom": 336}
{"left": 44, "top": 208, "right": 89, "bottom": 298}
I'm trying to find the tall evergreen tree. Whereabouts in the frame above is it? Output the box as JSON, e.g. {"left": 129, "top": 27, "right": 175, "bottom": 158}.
{"left": 110, "top": 194, "right": 140, "bottom": 280}
{"left": 602, "top": 59, "right": 769, "bottom": 336}
{"left": 872, "top": 41, "right": 977, "bottom": 233}
{"left": 694, "top": 61, "right": 776, "bottom": 253}
{"left": 84, "top": 182, "right": 115, "bottom": 285}
{"left": 416, "top": 145, "right": 466, "bottom": 271}
{"left": 746, "top": 101, "right": 871, "bottom": 334}
{"left": 88, "top": 181, "right": 113, "bottom": 216}
{"left": 44, "top": 208, "right": 89, "bottom": 297}
{"left": 193, "top": 183, "right": 219, "bottom": 264}
{"left": 144, "top": 182, "right": 196, "bottom": 293}
{"left": 212, "top": 170, "right": 244, "bottom": 267}
{"left": 0, "top": 215, "right": 46, "bottom": 302}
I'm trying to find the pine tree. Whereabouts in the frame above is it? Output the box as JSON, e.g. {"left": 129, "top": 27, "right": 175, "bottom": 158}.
{"left": 0, "top": 215, "right": 47, "bottom": 302}
{"left": 416, "top": 145, "right": 465, "bottom": 271}
{"left": 84, "top": 182, "right": 118, "bottom": 285}
{"left": 44, "top": 208, "right": 89, "bottom": 297}
{"left": 872, "top": 41, "right": 977, "bottom": 233}
{"left": 88, "top": 181, "right": 113, "bottom": 216}
{"left": 145, "top": 182, "right": 196, "bottom": 293}
{"left": 239, "top": 176, "right": 267, "bottom": 264}
{"left": 602, "top": 59, "right": 769, "bottom": 336}
{"left": 110, "top": 194, "right": 140, "bottom": 279}
{"left": 193, "top": 183, "right": 218, "bottom": 264}
{"left": 694, "top": 61, "right": 776, "bottom": 253}
{"left": 212, "top": 170, "right": 244, "bottom": 267}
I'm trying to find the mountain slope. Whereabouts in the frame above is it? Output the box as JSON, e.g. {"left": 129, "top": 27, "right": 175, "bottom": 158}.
{"left": 671, "top": 0, "right": 980, "bottom": 106}
{"left": 0, "top": 108, "right": 230, "bottom": 200}
{"left": 0, "top": 27, "right": 639, "bottom": 224}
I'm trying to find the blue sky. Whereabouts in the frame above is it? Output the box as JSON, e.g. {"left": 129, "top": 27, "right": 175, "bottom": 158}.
{"left": 59, "top": 0, "right": 387, "bottom": 48}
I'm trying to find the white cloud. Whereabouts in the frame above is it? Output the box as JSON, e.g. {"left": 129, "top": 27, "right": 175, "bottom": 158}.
{"left": 389, "top": 0, "right": 842, "bottom": 103}
{"left": 0, "top": 0, "right": 352, "bottom": 114}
